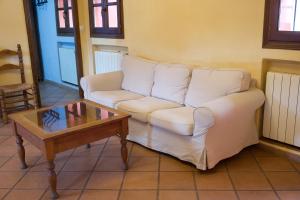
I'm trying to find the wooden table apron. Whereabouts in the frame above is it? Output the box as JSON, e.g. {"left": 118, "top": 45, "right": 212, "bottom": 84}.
{"left": 11, "top": 117, "right": 129, "bottom": 199}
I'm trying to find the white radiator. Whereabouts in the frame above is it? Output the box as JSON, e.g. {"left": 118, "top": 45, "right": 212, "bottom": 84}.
{"left": 263, "top": 72, "right": 300, "bottom": 147}
{"left": 94, "top": 50, "right": 123, "bottom": 74}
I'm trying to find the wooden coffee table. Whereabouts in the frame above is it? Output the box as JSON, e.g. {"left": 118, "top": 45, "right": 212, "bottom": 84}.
{"left": 9, "top": 100, "right": 130, "bottom": 199}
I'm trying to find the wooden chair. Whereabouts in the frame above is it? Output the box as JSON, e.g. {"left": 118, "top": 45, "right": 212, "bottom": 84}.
{"left": 0, "top": 44, "right": 38, "bottom": 124}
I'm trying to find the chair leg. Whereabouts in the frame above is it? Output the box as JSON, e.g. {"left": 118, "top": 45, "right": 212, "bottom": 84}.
{"left": 31, "top": 86, "right": 38, "bottom": 109}
{"left": 23, "top": 90, "right": 29, "bottom": 109}
{"left": 0, "top": 99, "right": 2, "bottom": 119}
{"left": 0, "top": 91, "right": 8, "bottom": 124}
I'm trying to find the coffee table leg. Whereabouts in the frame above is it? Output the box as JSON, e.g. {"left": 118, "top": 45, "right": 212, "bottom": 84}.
{"left": 16, "top": 134, "right": 28, "bottom": 169}
{"left": 121, "top": 137, "right": 128, "bottom": 170}
{"left": 13, "top": 122, "right": 28, "bottom": 169}
{"left": 47, "top": 159, "right": 59, "bottom": 199}
{"left": 121, "top": 119, "right": 129, "bottom": 170}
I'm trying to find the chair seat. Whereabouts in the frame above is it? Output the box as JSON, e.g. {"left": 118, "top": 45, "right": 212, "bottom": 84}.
{"left": 0, "top": 83, "right": 32, "bottom": 94}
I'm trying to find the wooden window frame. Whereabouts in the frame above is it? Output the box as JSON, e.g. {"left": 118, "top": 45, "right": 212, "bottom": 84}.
{"left": 55, "top": 0, "right": 74, "bottom": 36}
{"left": 263, "top": 0, "right": 300, "bottom": 50}
{"left": 88, "top": 0, "right": 124, "bottom": 39}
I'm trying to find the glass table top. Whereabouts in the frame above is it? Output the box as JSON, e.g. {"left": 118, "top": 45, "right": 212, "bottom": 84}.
{"left": 23, "top": 101, "right": 118, "bottom": 133}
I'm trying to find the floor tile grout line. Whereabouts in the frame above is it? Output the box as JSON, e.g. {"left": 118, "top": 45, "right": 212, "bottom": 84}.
{"left": 0, "top": 155, "right": 15, "bottom": 169}
{"left": 1, "top": 154, "right": 42, "bottom": 200}
{"left": 117, "top": 141, "right": 134, "bottom": 200}
{"left": 193, "top": 171, "right": 200, "bottom": 200}
{"left": 77, "top": 139, "right": 110, "bottom": 200}
{"left": 0, "top": 135, "right": 21, "bottom": 166}
{"left": 156, "top": 153, "right": 161, "bottom": 200}
{"left": 255, "top": 154, "right": 299, "bottom": 173}
{"left": 225, "top": 161, "right": 240, "bottom": 200}
{"left": 0, "top": 129, "right": 44, "bottom": 198}
{"left": 250, "top": 150, "right": 282, "bottom": 200}
{"left": 0, "top": 135, "right": 12, "bottom": 146}
{"left": 38, "top": 149, "right": 76, "bottom": 200}
{"left": 0, "top": 167, "right": 220, "bottom": 174}
{"left": 285, "top": 156, "right": 300, "bottom": 175}
{"left": 2, "top": 188, "right": 299, "bottom": 192}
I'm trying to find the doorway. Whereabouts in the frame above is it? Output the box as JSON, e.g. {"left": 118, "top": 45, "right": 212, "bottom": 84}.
{"left": 23, "top": 0, "right": 84, "bottom": 107}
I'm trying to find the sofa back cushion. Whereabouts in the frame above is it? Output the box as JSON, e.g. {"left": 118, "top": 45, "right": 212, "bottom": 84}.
{"left": 121, "top": 55, "right": 157, "bottom": 96}
{"left": 151, "top": 64, "right": 191, "bottom": 104}
{"left": 185, "top": 68, "right": 251, "bottom": 107}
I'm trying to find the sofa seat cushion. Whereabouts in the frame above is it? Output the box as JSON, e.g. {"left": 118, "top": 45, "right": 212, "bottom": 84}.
{"left": 121, "top": 55, "right": 157, "bottom": 96}
{"left": 185, "top": 68, "right": 251, "bottom": 107}
{"left": 149, "top": 107, "right": 195, "bottom": 136}
{"left": 151, "top": 63, "right": 191, "bottom": 104}
{"left": 116, "top": 97, "right": 181, "bottom": 122}
{"left": 89, "top": 90, "right": 144, "bottom": 108}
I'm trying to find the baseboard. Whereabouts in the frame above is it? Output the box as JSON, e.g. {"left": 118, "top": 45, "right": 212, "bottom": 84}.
{"left": 259, "top": 138, "right": 300, "bottom": 161}
{"left": 41, "top": 80, "right": 79, "bottom": 91}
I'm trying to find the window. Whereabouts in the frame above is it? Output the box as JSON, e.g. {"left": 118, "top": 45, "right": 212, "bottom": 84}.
{"left": 55, "top": 0, "right": 74, "bottom": 36}
{"left": 263, "top": 0, "right": 300, "bottom": 50}
{"left": 89, "top": 0, "right": 124, "bottom": 38}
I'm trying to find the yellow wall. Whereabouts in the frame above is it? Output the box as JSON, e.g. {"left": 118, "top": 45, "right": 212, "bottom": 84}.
{"left": 0, "top": 0, "right": 32, "bottom": 85}
{"left": 1, "top": 0, "right": 300, "bottom": 88}
{"left": 81, "top": 0, "right": 300, "bottom": 87}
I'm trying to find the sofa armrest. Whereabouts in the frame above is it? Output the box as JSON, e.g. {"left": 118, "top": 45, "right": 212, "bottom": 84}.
{"left": 193, "top": 88, "right": 265, "bottom": 136}
{"left": 80, "top": 71, "right": 123, "bottom": 98}
{"left": 193, "top": 88, "right": 265, "bottom": 168}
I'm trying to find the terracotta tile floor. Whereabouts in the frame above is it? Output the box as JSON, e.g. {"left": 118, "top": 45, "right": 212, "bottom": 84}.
{"left": 0, "top": 123, "right": 300, "bottom": 200}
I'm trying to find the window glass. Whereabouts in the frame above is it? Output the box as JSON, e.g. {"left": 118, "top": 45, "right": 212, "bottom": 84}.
{"left": 59, "top": 10, "right": 66, "bottom": 28}
{"left": 295, "top": 1, "right": 300, "bottom": 31}
{"left": 58, "top": 0, "right": 64, "bottom": 8}
{"left": 93, "top": 0, "right": 102, "bottom": 4}
{"left": 94, "top": 7, "right": 103, "bottom": 27}
{"left": 56, "top": 0, "right": 74, "bottom": 35}
{"left": 67, "top": 0, "right": 72, "bottom": 7}
{"left": 89, "top": 0, "right": 123, "bottom": 38}
{"left": 279, "top": 0, "right": 296, "bottom": 31}
{"left": 263, "top": 0, "right": 300, "bottom": 50}
{"left": 108, "top": 5, "right": 118, "bottom": 28}
{"left": 69, "top": 9, "right": 73, "bottom": 28}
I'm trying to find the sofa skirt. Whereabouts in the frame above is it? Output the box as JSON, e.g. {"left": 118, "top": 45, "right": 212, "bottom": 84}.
{"left": 127, "top": 118, "right": 208, "bottom": 170}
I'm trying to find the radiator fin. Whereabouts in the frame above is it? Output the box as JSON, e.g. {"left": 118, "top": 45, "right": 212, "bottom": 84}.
{"left": 263, "top": 72, "right": 300, "bottom": 147}
{"left": 94, "top": 51, "right": 123, "bottom": 74}
{"left": 277, "top": 74, "right": 291, "bottom": 142}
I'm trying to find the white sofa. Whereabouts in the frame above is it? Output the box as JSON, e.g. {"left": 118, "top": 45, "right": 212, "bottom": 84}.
{"left": 80, "top": 55, "right": 265, "bottom": 170}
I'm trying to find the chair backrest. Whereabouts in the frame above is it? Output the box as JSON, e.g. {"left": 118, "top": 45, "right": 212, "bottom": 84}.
{"left": 0, "top": 44, "right": 25, "bottom": 84}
